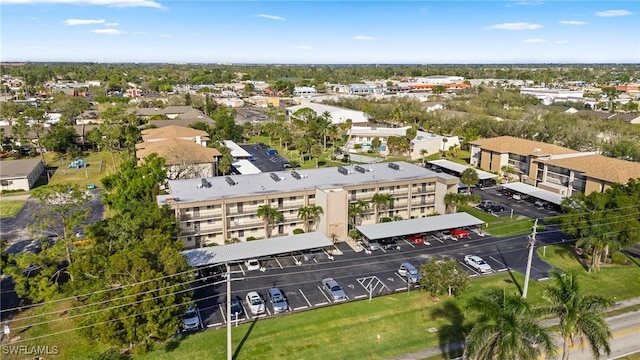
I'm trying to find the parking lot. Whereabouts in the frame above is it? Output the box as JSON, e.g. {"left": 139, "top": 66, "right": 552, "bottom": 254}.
{"left": 474, "top": 187, "right": 561, "bottom": 219}
{"left": 240, "top": 144, "right": 290, "bottom": 173}
{"left": 193, "top": 229, "right": 561, "bottom": 330}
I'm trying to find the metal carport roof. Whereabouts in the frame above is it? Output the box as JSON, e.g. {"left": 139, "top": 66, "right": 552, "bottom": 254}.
{"left": 356, "top": 213, "right": 485, "bottom": 241}
{"left": 181, "top": 232, "right": 333, "bottom": 267}
{"left": 501, "top": 182, "right": 565, "bottom": 205}
{"left": 427, "top": 159, "right": 498, "bottom": 180}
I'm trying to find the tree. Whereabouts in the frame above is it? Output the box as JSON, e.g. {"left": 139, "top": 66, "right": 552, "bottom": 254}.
{"left": 98, "top": 106, "right": 142, "bottom": 171}
{"left": 444, "top": 192, "right": 460, "bottom": 214}
{"left": 371, "top": 137, "right": 381, "bottom": 152}
{"left": 257, "top": 204, "right": 282, "bottom": 238}
{"left": 501, "top": 165, "right": 516, "bottom": 183}
{"left": 41, "top": 124, "right": 78, "bottom": 154}
{"left": 371, "top": 193, "right": 393, "bottom": 223}
{"left": 298, "top": 205, "right": 323, "bottom": 233}
{"left": 310, "top": 144, "right": 323, "bottom": 168}
{"left": 460, "top": 168, "right": 479, "bottom": 195}
{"left": 464, "top": 288, "right": 556, "bottom": 360}
{"left": 419, "top": 148, "right": 428, "bottom": 166}
{"left": 419, "top": 258, "right": 469, "bottom": 297}
{"left": 542, "top": 270, "right": 613, "bottom": 360}
{"left": 601, "top": 87, "right": 618, "bottom": 112}
{"left": 349, "top": 199, "right": 369, "bottom": 226}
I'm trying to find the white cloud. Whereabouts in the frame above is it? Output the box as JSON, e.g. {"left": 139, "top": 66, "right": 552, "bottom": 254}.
{"left": 105, "top": 22, "right": 119, "bottom": 26}
{"left": 2, "top": 0, "right": 163, "bottom": 9}
{"left": 64, "top": 18, "right": 105, "bottom": 25}
{"left": 296, "top": 45, "right": 311, "bottom": 50}
{"left": 522, "top": 38, "right": 546, "bottom": 43}
{"left": 485, "top": 22, "right": 543, "bottom": 30}
{"left": 560, "top": 20, "right": 586, "bottom": 25}
{"left": 159, "top": 34, "right": 171, "bottom": 38}
{"left": 595, "top": 9, "right": 634, "bottom": 17}
{"left": 555, "top": 40, "right": 569, "bottom": 44}
{"left": 353, "top": 35, "right": 376, "bottom": 41}
{"left": 91, "top": 28, "right": 124, "bottom": 35}
{"left": 255, "top": 14, "right": 286, "bottom": 21}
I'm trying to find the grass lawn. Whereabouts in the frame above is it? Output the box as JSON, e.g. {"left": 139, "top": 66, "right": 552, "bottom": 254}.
{"left": 0, "top": 200, "right": 26, "bottom": 219}
{"left": 457, "top": 205, "right": 542, "bottom": 237}
{"left": 44, "top": 151, "right": 123, "bottom": 188}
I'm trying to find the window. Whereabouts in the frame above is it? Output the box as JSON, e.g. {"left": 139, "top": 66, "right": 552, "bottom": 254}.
{"left": 207, "top": 219, "right": 214, "bottom": 224}
{"left": 289, "top": 196, "right": 296, "bottom": 201}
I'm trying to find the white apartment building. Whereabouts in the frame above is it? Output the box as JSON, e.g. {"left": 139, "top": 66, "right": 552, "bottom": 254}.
{"left": 157, "top": 162, "right": 458, "bottom": 248}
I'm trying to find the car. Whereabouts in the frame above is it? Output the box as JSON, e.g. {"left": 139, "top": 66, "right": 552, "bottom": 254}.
{"left": 479, "top": 200, "right": 493, "bottom": 210}
{"left": 244, "top": 259, "right": 260, "bottom": 271}
{"left": 407, "top": 234, "right": 425, "bottom": 244}
{"left": 182, "top": 305, "right": 201, "bottom": 331}
{"left": 512, "top": 194, "right": 522, "bottom": 200}
{"left": 228, "top": 296, "right": 244, "bottom": 319}
{"left": 245, "top": 291, "right": 266, "bottom": 315}
{"left": 441, "top": 230, "right": 456, "bottom": 241}
{"left": 398, "top": 263, "right": 421, "bottom": 284}
{"left": 379, "top": 237, "right": 399, "bottom": 250}
{"left": 488, "top": 205, "right": 505, "bottom": 213}
{"left": 321, "top": 278, "right": 346, "bottom": 300}
{"left": 282, "top": 163, "right": 292, "bottom": 169}
{"left": 534, "top": 199, "right": 547, "bottom": 208}
{"left": 363, "top": 240, "right": 380, "bottom": 251}
{"left": 259, "top": 115, "right": 268, "bottom": 121}
{"left": 464, "top": 255, "right": 493, "bottom": 273}
{"left": 265, "top": 149, "right": 278, "bottom": 155}
{"left": 450, "top": 228, "right": 469, "bottom": 239}
{"left": 267, "top": 288, "right": 289, "bottom": 313}
{"left": 502, "top": 189, "right": 513, "bottom": 197}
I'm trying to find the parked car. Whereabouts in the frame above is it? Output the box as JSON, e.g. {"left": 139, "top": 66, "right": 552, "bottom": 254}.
{"left": 363, "top": 240, "right": 380, "bottom": 251}
{"left": 488, "top": 205, "right": 505, "bottom": 213}
{"left": 228, "top": 296, "right": 244, "bottom": 319}
{"left": 407, "top": 234, "right": 425, "bottom": 244}
{"left": 379, "top": 237, "right": 399, "bottom": 250}
{"left": 440, "top": 230, "right": 455, "bottom": 241}
{"left": 398, "top": 263, "right": 421, "bottom": 284}
{"left": 464, "top": 255, "right": 493, "bottom": 273}
{"left": 268, "top": 288, "right": 289, "bottom": 313}
{"left": 534, "top": 199, "right": 547, "bottom": 208}
{"left": 322, "top": 278, "right": 346, "bottom": 300}
{"left": 502, "top": 189, "right": 513, "bottom": 197}
{"left": 182, "top": 305, "right": 200, "bottom": 331}
{"left": 245, "top": 291, "right": 266, "bottom": 315}
{"left": 479, "top": 200, "right": 493, "bottom": 210}
{"left": 265, "top": 149, "right": 278, "bottom": 155}
{"left": 450, "top": 228, "right": 469, "bottom": 239}
{"left": 244, "top": 259, "right": 260, "bottom": 271}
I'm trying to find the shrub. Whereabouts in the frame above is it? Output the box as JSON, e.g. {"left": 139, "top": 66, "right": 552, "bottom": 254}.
{"left": 380, "top": 217, "right": 392, "bottom": 223}
{"left": 246, "top": 236, "right": 257, "bottom": 241}
{"left": 292, "top": 229, "right": 305, "bottom": 235}
{"left": 354, "top": 144, "right": 362, "bottom": 150}
{"left": 611, "top": 251, "right": 628, "bottom": 265}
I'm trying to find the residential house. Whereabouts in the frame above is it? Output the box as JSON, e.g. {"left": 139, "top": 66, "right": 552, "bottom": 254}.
{"left": 0, "top": 158, "right": 45, "bottom": 191}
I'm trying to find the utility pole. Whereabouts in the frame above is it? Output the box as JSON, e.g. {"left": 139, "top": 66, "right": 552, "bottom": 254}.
{"left": 522, "top": 218, "right": 538, "bottom": 299}
{"left": 226, "top": 263, "right": 232, "bottom": 360}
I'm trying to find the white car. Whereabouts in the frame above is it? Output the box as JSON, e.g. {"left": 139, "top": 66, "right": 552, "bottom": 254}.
{"left": 512, "top": 194, "right": 522, "bottom": 200}
{"left": 244, "top": 259, "right": 260, "bottom": 271}
{"left": 182, "top": 306, "right": 201, "bottom": 331}
{"left": 245, "top": 291, "right": 265, "bottom": 315}
{"left": 464, "top": 255, "right": 493, "bottom": 273}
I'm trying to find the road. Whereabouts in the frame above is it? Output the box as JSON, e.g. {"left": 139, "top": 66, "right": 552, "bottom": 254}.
{"left": 565, "top": 311, "right": 640, "bottom": 360}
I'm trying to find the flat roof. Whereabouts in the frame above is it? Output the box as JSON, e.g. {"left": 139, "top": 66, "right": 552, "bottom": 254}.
{"left": 158, "top": 161, "right": 457, "bottom": 204}
{"left": 224, "top": 140, "right": 252, "bottom": 158}
{"left": 0, "top": 158, "right": 43, "bottom": 178}
{"left": 501, "top": 182, "right": 565, "bottom": 205}
{"left": 232, "top": 159, "right": 262, "bottom": 175}
{"left": 181, "top": 232, "right": 333, "bottom": 267}
{"left": 356, "top": 213, "right": 485, "bottom": 241}
{"left": 427, "top": 159, "right": 498, "bottom": 180}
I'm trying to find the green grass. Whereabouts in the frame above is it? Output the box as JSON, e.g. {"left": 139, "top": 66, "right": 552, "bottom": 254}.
{"left": 457, "top": 205, "right": 544, "bottom": 237}
{"left": 0, "top": 200, "right": 26, "bottom": 219}
{"left": 44, "top": 151, "right": 123, "bottom": 188}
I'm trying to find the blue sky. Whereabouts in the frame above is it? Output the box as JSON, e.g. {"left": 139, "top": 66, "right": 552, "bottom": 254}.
{"left": 1, "top": 0, "right": 638, "bottom": 63}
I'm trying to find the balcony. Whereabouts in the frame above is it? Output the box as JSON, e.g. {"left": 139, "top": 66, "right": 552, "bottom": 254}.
{"left": 228, "top": 219, "right": 264, "bottom": 230}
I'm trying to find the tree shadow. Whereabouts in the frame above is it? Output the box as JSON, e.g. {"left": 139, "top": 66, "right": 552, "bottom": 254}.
{"left": 164, "top": 338, "right": 181, "bottom": 352}
{"left": 430, "top": 300, "right": 470, "bottom": 359}
{"left": 556, "top": 245, "right": 590, "bottom": 272}
{"left": 233, "top": 317, "right": 258, "bottom": 359}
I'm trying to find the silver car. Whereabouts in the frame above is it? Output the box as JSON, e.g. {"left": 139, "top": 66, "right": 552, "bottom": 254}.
{"left": 322, "top": 278, "right": 346, "bottom": 301}
{"left": 268, "top": 288, "right": 289, "bottom": 313}
{"left": 398, "top": 262, "right": 421, "bottom": 284}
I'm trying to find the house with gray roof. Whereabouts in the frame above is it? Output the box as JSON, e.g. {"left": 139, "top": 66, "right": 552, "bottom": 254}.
{"left": 0, "top": 158, "right": 45, "bottom": 191}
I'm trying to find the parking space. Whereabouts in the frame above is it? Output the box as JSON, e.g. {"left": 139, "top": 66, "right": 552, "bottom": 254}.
{"left": 475, "top": 187, "right": 559, "bottom": 219}
{"left": 240, "top": 144, "right": 290, "bottom": 173}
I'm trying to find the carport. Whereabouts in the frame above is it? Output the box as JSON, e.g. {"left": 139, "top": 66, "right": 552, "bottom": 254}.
{"left": 181, "top": 232, "right": 334, "bottom": 267}
{"left": 356, "top": 212, "right": 485, "bottom": 241}
{"left": 427, "top": 159, "right": 497, "bottom": 187}
{"left": 501, "top": 182, "right": 565, "bottom": 205}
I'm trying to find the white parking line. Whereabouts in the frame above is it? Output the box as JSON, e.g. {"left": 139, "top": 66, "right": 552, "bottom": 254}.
{"left": 459, "top": 261, "right": 480, "bottom": 275}
{"left": 219, "top": 304, "right": 226, "bottom": 323}
{"left": 403, "top": 239, "right": 415, "bottom": 248}
{"left": 238, "top": 264, "right": 246, "bottom": 276}
{"left": 395, "top": 273, "right": 408, "bottom": 283}
{"left": 293, "top": 306, "right": 308, "bottom": 311}
{"left": 196, "top": 308, "right": 204, "bottom": 330}
{"left": 318, "top": 285, "right": 332, "bottom": 302}
{"left": 489, "top": 256, "right": 507, "bottom": 268}
{"left": 266, "top": 307, "right": 271, "bottom": 316}
{"left": 355, "top": 295, "right": 367, "bottom": 299}
{"left": 207, "top": 323, "right": 223, "bottom": 328}
{"left": 299, "top": 289, "right": 312, "bottom": 307}
{"left": 396, "top": 287, "right": 407, "bottom": 292}
{"left": 274, "top": 257, "right": 283, "bottom": 269}
{"left": 241, "top": 303, "right": 251, "bottom": 320}
{"left": 315, "top": 302, "right": 329, "bottom": 306}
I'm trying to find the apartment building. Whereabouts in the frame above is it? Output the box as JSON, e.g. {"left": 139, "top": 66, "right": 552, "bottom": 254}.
{"left": 470, "top": 136, "right": 640, "bottom": 196}
{"left": 157, "top": 162, "right": 458, "bottom": 248}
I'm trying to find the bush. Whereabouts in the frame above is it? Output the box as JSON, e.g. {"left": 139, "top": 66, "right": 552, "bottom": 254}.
{"left": 380, "top": 217, "right": 392, "bottom": 223}
{"left": 611, "top": 251, "right": 628, "bottom": 265}
{"left": 292, "top": 229, "right": 305, "bottom": 235}
{"left": 1, "top": 189, "right": 26, "bottom": 194}
{"left": 246, "top": 236, "right": 257, "bottom": 241}
{"left": 354, "top": 144, "right": 362, "bottom": 150}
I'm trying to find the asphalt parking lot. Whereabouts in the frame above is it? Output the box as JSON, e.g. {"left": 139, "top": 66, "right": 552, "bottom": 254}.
{"left": 193, "top": 229, "right": 563, "bottom": 330}
{"left": 474, "top": 187, "right": 560, "bottom": 220}
{"left": 240, "top": 144, "right": 290, "bottom": 173}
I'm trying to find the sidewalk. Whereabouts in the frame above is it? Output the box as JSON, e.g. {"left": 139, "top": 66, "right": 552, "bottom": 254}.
{"left": 387, "top": 297, "right": 640, "bottom": 360}
{"left": 0, "top": 194, "right": 30, "bottom": 201}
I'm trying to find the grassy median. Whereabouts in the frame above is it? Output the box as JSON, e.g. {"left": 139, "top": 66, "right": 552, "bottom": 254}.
{"left": 0, "top": 200, "right": 26, "bottom": 219}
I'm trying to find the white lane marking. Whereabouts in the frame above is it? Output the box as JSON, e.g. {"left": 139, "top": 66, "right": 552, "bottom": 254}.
{"left": 318, "top": 285, "right": 332, "bottom": 302}
{"left": 396, "top": 287, "right": 407, "bottom": 292}
{"left": 274, "top": 257, "right": 283, "bottom": 269}
{"left": 219, "top": 304, "right": 226, "bottom": 323}
{"left": 403, "top": 239, "right": 415, "bottom": 248}
{"left": 293, "top": 306, "right": 308, "bottom": 310}
{"left": 489, "top": 256, "right": 507, "bottom": 268}
{"left": 207, "top": 323, "right": 223, "bottom": 328}
{"left": 315, "top": 302, "right": 328, "bottom": 306}
{"left": 355, "top": 295, "right": 367, "bottom": 299}
{"left": 299, "top": 289, "right": 312, "bottom": 307}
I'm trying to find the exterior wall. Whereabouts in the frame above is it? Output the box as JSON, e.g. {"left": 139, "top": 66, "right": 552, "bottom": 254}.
{"left": 469, "top": 145, "right": 481, "bottom": 167}
{"left": 316, "top": 188, "right": 348, "bottom": 241}
{"left": 584, "top": 178, "right": 608, "bottom": 194}
{"left": 0, "top": 160, "right": 45, "bottom": 191}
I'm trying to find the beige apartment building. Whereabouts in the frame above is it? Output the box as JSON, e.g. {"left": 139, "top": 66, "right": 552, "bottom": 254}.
{"left": 157, "top": 162, "right": 458, "bottom": 248}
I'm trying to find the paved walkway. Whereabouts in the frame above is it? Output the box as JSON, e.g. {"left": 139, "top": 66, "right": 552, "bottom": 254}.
{"left": 0, "top": 194, "right": 30, "bottom": 201}
{"left": 387, "top": 297, "right": 640, "bottom": 360}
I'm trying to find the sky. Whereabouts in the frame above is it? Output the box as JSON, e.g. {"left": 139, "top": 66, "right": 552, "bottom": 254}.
{"left": 1, "top": 0, "right": 639, "bottom": 64}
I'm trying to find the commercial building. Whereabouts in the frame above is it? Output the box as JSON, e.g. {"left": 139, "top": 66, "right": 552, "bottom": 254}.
{"left": 286, "top": 103, "right": 369, "bottom": 124}
{"left": 0, "top": 158, "right": 45, "bottom": 191}
{"left": 157, "top": 162, "right": 458, "bottom": 248}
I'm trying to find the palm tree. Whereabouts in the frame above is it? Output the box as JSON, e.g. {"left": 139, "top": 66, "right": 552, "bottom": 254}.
{"left": 464, "top": 287, "right": 556, "bottom": 360}
{"left": 348, "top": 200, "right": 369, "bottom": 226}
{"left": 310, "top": 144, "right": 323, "bottom": 168}
{"left": 602, "top": 87, "right": 618, "bottom": 113}
{"left": 501, "top": 165, "right": 516, "bottom": 183}
{"left": 371, "top": 193, "right": 394, "bottom": 223}
{"left": 542, "top": 270, "right": 613, "bottom": 360}
{"left": 444, "top": 192, "right": 460, "bottom": 214}
{"left": 420, "top": 148, "right": 428, "bottom": 167}
{"left": 257, "top": 204, "right": 282, "bottom": 238}
{"left": 298, "top": 205, "right": 323, "bottom": 232}
{"left": 460, "top": 168, "right": 479, "bottom": 195}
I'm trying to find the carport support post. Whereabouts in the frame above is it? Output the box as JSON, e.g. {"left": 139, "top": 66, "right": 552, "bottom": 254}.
{"left": 522, "top": 219, "right": 538, "bottom": 299}
{"left": 226, "top": 263, "right": 232, "bottom": 360}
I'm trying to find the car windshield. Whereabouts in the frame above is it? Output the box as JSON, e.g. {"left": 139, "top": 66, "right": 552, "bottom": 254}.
{"left": 272, "top": 295, "right": 284, "bottom": 302}
{"left": 408, "top": 269, "right": 418, "bottom": 275}
{"left": 185, "top": 310, "right": 197, "bottom": 318}
{"left": 250, "top": 297, "right": 262, "bottom": 305}
{"left": 477, "top": 259, "right": 487, "bottom": 265}
{"left": 330, "top": 285, "right": 341, "bottom": 292}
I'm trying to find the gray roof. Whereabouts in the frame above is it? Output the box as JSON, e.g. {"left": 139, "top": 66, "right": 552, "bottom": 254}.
{"left": 136, "top": 106, "right": 196, "bottom": 116}
{"left": 356, "top": 213, "right": 485, "bottom": 240}
{"left": 181, "top": 232, "right": 333, "bottom": 267}
{"left": 158, "top": 161, "right": 457, "bottom": 204}
{"left": 0, "top": 158, "right": 43, "bottom": 178}
{"left": 501, "top": 182, "right": 565, "bottom": 205}
{"left": 427, "top": 159, "right": 498, "bottom": 180}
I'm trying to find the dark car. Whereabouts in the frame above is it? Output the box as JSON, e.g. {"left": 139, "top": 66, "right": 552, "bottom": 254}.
{"left": 379, "top": 237, "right": 399, "bottom": 250}
{"left": 488, "top": 204, "right": 505, "bottom": 213}
{"left": 228, "top": 296, "right": 244, "bottom": 319}
{"left": 265, "top": 149, "right": 278, "bottom": 155}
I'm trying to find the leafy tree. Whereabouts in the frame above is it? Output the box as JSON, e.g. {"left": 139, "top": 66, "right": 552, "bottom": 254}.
{"left": 432, "top": 85, "right": 447, "bottom": 95}
{"left": 460, "top": 168, "right": 479, "bottom": 195}
{"left": 371, "top": 137, "right": 381, "bottom": 151}
{"left": 41, "top": 124, "right": 78, "bottom": 154}
{"left": 541, "top": 270, "right": 613, "bottom": 360}
{"left": 464, "top": 288, "right": 556, "bottom": 360}
{"left": 257, "top": 204, "right": 282, "bottom": 238}
{"left": 371, "top": 193, "right": 394, "bottom": 223}
{"left": 419, "top": 258, "right": 469, "bottom": 297}
{"left": 212, "top": 108, "right": 243, "bottom": 143}
{"left": 601, "top": 87, "right": 618, "bottom": 112}
{"left": 310, "top": 144, "right": 323, "bottom": 168}
{"left": 98, "top": 106, "right": 142, "bottom": 170}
